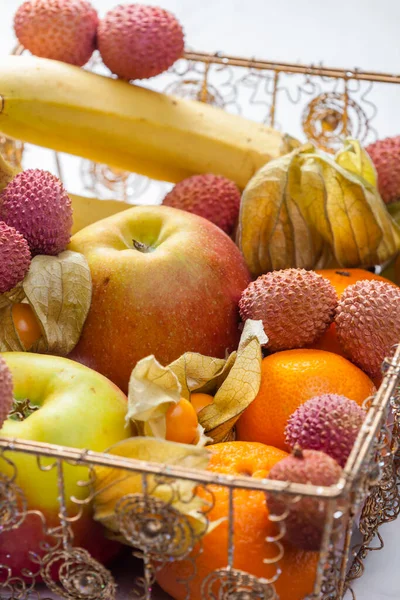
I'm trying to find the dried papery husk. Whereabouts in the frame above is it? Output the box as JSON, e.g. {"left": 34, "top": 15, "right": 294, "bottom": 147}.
{"left": 126, "top": 319, "right": 267, "bottom": 445}
{"left": 388, "top": 200, "right": 400, "bottom": 226}
{"left": 0, "top": 285, "right": 26, "bottom": 351}
{"left": 237, "top": 139, "right": 400, "bottom": 277}
{"left": 335, "top": 138, "right": 378, "bottom": 187}
{"left": 0, "top": 251, "right": 92, "bottom": 355}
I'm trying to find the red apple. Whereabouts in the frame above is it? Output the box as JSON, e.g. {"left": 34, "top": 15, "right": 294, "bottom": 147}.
{"left": 0, "top": 352, "right": 131, "bottom": 579}
{"left": 68, "top": 206, "right": 251, "bottom": 392}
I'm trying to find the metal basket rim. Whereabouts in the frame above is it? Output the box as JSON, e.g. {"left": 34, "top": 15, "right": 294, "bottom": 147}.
{"left": 1, "top": 344, "right": 398, "bottom": 499}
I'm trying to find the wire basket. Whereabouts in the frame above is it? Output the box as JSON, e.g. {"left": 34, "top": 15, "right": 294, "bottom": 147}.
{"left": 1, "top": 49, "right": 400, "bottom": 600}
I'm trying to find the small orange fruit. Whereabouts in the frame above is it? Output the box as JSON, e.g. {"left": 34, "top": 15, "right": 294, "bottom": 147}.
{"left": 307, "top": 322, "right": 347, "bottom": 357}
{"left": 156, "top": 441, "right": 319, "bottom": 600}
{"left": 165, "top": 398, "right": 198, "bottom": 444}
{"left": 190, "top": 392, "right": 213, "bottom": 413}
{"left": 11, "top": 303, "right": 42, "bottom": 350}
{"left": 236, "top": 349, "right": 375, "bottom": 451}
{"left": 315, "top": 268, "right": 395, "bottom": 297}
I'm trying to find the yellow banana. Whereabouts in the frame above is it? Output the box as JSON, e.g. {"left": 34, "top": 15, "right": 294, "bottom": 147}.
{"left": 0, "top": 55, "right": 296, "bottom": 189}
{"left": 70, "top": 194, "right": 134, "bottom": 234}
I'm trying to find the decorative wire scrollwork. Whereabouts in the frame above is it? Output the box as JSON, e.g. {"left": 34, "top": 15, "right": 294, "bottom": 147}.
{"left": 163, "top": 78, "right": 225, "bottom": 108}
{"left": 201, "top": 567, "right": 277, "bottom": 600}
{"left": 0, "top": 573, "right": 43, "bottom": 600}
{"left": 115, "top": 493, "right": 197, "bottom": 560}
{"left": 319, "top": 547, "right": 343, "bottom": 600}
{"left": 345, "top": 349, "right": 400, "bottom": 594}
{"left": 302, "top": 91, "right": 369, "bottom": 152}
{"left": 168, "top": 55, "right": 240, "bottom": 112}
{"left": 40, "top": 547, "right": 116, "bottom": 600}
{"left": 79, "top": 160, "right": 165, "bottom": 205}
{"left": 0, "top": 457, "right": 26, "bottom": 531}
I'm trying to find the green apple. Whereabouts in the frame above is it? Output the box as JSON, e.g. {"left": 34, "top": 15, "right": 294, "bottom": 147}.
{"left": 68, "top": 205, "right": 251, "bottom": 392}
{"left": 0, "top": 352, "right": 131, "bottom": 577}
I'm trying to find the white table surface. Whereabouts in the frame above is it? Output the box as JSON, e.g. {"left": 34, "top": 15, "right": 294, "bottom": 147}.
{"left": 2, "top": 0, "right": 400, "bottom": 597}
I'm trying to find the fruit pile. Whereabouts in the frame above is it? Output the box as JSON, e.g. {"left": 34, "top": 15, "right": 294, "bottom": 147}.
{"left": 0, "top": 2, "right": 400, "bottom": 599}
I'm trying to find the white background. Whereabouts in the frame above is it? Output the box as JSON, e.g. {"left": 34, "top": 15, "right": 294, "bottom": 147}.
{"left": 2, "top": 0, "right": 400, "bottom": 597}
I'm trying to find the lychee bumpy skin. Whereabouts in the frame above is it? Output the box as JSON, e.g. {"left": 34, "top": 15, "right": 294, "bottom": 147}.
{"left": 163, "top": 174, "right": 241, "bottom": 234}
{"left": 366, "top": 135, "right": 400, "bottom": 204}
{"left": 0, "top": 169, "right": 73, "bottom": 256}
{"left": 266, "top": 448, "right": 342, "bottom": 551}
{"left": 97, "top": 3, "right": 184, "bottom": 80}
{"left": 14, "top": 0, "right": 98, "bottom": 67}
{"left": 0, "top": 221, "right": 31, "bottom": 293}
{"left": 239, "top": 268, "right": 338, "bottom": 351}
{"left": 335, "top": 280, "right": 400, "bottom": 379}
{"left": 285, "top": 394, "right": 365, "bottom": 467}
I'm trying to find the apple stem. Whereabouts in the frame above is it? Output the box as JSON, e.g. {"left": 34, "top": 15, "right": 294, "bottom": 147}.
{"left": 292, "top": 445, "right": 304, "bottom": 459}
{"left": 132, "top": 239, "right": 152, "bottom": 253}
{"left": 8, "top": 398, "right": 39, "bottom": 421}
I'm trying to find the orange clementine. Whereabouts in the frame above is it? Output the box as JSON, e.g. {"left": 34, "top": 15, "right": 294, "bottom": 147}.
{"left": 165, "top": 398, "right": 198, "bottom": 444}
{"left": 315, "top": 268, "right": 395, "bottom": 297}
{"left": 307, "top": 322, "right": 347, "bottom": 357}
{"left": 156, "top": 441, "right": 319, "bottom": 600}
{"left": 190, "top": 392, "right": 213, "bottom": 413}
{"left": 12, "top": 303, "right": 42, "bottom": 350}
{"left": 236, "top": 349, "right": 375, "bottom": 451}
